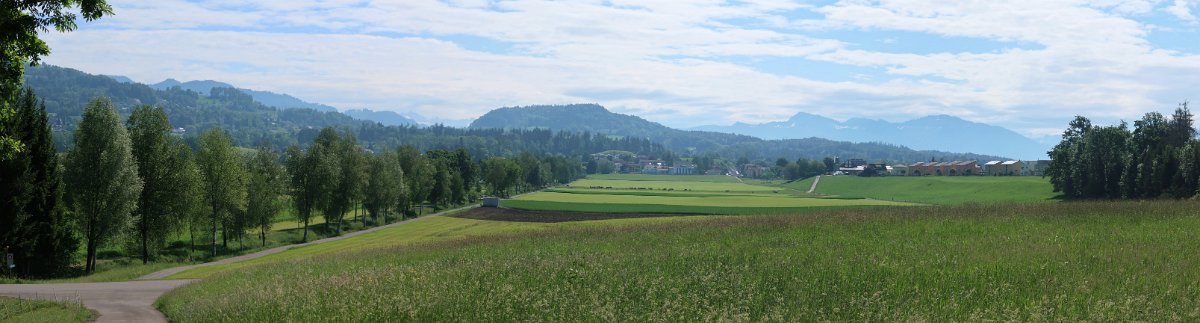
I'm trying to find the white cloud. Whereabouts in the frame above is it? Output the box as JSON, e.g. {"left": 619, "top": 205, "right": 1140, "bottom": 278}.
{"left": 39, "top": 0, "right": 1200, "bottom": 134}
{"left": 1166, "top": 0, "right": 1197, "bottom": 22}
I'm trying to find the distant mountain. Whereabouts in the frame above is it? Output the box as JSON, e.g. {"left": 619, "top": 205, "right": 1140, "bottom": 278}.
{"left": 470, "top": 104, "right": 1006, "bottom": 162}
{"left": 343, "top": 109, "right": 418, "bottom": 126}
{"left": 693, "top": 112, "right": 1048, "bottom": 160}
{"left": 104, "top": 75, "right": 133, "bottom": 83}
{"left": 401, "top": 111, "right": 474, "bottom": 127}
{"left": 149, "top": 79, "right": 338, "bottom": 113}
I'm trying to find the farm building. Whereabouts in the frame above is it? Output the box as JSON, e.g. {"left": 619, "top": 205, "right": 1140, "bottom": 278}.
{"left": 907, "top": 161, "right": 978, "bottom": 176}
{"left": 670, "top": 164, "right": 697, "bottom": 175}
{"left": 482, "top": 197, "right": 500, "bottom": 207}
{"left": 984, "top": 160, "right": 1023, "bottom": 176}
{"left": 891, "top": 164, "right": 909, "bottom": 176}
{"left": 741, "top": 164, "right": 765, "bottom": 178}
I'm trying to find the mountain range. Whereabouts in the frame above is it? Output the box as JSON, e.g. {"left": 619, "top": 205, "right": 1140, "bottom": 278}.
{"left": 693, "top": 112, "right": 1048, "bottom": 160}
{"left": 65, "top": 65, "right": 1028, "bottom": 161}
{"left": 470, "top": 104, "right": 1007, "bottom": 161}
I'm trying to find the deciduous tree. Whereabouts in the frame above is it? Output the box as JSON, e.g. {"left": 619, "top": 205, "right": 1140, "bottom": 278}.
{"left": 64, "top": 97, "right": 141, "bottom": 273}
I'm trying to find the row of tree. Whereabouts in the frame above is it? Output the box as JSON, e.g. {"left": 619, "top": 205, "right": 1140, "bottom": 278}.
{"left": 1, "top": 93, "right": 591, "bottom": 278}
{"left": 1047, "top": 104, "right": 1200, "bottom": 199}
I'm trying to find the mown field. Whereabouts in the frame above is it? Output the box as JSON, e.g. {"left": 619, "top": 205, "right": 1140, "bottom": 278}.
{"left": 508, "top": 174, "right": 911, "bottom": 214}
{"left": 790, "top": 175, "right": 1057, "bottom": 205}
{"left": 158, "top": 201, "right": 1200, "bottom": 321}
{"left": 0, "top": 297, "right": 92, "bottom": 323}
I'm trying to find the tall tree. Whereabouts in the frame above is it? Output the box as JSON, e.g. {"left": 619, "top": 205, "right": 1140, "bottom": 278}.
{"left": 1, "top": 0, "right": 112, "bottom": 160}
{"left": 397, "top": 145, "right": 433, "bottom": 215}
{"left": 326, "top": 132, "right": 364, "bottom": 235}
{"left": 246, "top": 146, "right": 284, "bottom": 247}
{"left": 196, "top": 128, "right": 246, "bottom": 256}
{"left": 127, "top": 105, "right": 194, "bottom": 264}
{"left": 63, "top": 97, "right": 141, "bottom": 273}
{"left": 0, "top": 89, "right": 76, "bottom": 276}
{"left": 363, "top": 151, "right": 404, "bottom": 224}
{"left": 285, "top": 139, "right": 337, "bottom": 242}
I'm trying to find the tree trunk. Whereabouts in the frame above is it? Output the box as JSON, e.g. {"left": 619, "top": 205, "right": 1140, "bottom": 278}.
{"left": 85, "top": 238, "right": 96, "bottom": 274}
{"left": 141, "top": 226, "right": 149, "bottom": 265}
{"left": 222, "top": 223, "right": 228, "bottom": 249}
{"left": 302, "top": 215, "right": 309, "bottom": 242}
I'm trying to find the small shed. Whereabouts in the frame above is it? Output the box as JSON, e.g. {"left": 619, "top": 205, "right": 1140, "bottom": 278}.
{"left": 482, "top": 197, "right": 500, "bottom": 208}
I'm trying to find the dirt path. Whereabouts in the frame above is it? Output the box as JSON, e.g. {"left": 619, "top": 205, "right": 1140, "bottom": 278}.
{"left": 807, "top": 175, "right": 822, "bottom": 193}
{"left": 0, "top": 205, "right": 476, "bottom": 322}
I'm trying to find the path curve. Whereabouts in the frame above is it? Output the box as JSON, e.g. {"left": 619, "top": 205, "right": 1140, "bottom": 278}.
{"left": 0, "top": 205, "right": 476, "bottom": 322}
{"left": 807, "top": 175, "right": 822, "bottom": 194}
{"left": 0, "top": 280, "right": 194, "bottom": 323}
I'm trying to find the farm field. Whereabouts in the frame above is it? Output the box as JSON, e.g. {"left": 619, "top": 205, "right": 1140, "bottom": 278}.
{"left": 508, "top": 174, "right": 909, "bottom": 214}
{"left": 790, "top": 175, "right": 1057, "bottom": 205}
{"left": 0, "top": 297, "right": 93, "bottom": 323}
{"left": 164, "top": 213, "right": 707, "bottom": 279}
{"left": 158, "top": 200, "right": 1200, "bottom": 321}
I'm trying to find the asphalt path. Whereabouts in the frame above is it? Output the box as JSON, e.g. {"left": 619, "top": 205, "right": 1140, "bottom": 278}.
{"left": 0, "top": 205, "right": 475, "bottom": 322}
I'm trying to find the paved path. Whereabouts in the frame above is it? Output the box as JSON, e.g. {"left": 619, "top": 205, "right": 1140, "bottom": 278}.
{"left": 807, "top": 175, "right": 822, "bottom": 193}
{"left": 0, "top": 280, "right": 194, "bottom": 322}
{"left": 0, "top": 205, "right": 476, "bottom": 322}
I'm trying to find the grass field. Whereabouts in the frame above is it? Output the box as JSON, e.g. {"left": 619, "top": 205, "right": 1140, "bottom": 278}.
{"left": 789, "top": 175, "right": 1057, "bottom": 205}
{"left": 158, "top": 200, "right": 1200, "bottom": 321}
{"left": 0, "top": 297, "right": 93, "bottom": 323}
{"left": 508, "top": 174, "right": 903, "bottom": 214}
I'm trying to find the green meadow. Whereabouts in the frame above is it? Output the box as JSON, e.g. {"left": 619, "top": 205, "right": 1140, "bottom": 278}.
{"left": 790, "top": 175, "right": 1057, "bottom": 205}
{"left": 507, "top": 174, "right": 906, "bottom": 214}
{"left": 158, "top": 201, "right": 1200, "bottom": 321}
{"left": 0, "top": 297, "right": 93, "bottom": 323}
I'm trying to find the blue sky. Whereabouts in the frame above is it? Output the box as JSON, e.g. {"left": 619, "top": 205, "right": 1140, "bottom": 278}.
{"left": 39, "top": 0, "right": 1200, "bottom": 140}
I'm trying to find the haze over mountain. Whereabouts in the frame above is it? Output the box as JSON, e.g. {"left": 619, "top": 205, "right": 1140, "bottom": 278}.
{"left": 470, "top": 104, "right": 1007, "bottom": 162}
{"left": 694, "top": 113, "right": 1049, "bottom": 160}
{"left": 148, "top": 79, "right": 338, "bottom": 113}
{"left": 342, "top": 109, "right": 418, "bottom": 126}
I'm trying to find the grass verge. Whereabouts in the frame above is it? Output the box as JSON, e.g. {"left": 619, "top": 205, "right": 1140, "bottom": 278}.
{"left": 0, "top": 296, "right": 93, "bottom": 323}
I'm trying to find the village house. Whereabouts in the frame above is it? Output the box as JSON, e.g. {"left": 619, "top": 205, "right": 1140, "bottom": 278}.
{"left": 984, "top": 160, "right": 1022, "bottom": 176}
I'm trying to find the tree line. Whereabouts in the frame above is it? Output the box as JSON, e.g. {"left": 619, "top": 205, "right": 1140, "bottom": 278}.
{"left": 1047, "top": 104, "right": 1200, "bottom": 199}
{"left": 0, "top": 92, "right": 593, "bottom": 278}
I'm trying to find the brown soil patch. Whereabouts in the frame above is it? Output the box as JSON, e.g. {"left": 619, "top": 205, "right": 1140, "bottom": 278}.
{"left": 452, "top": 207, "right": 703, "bottom": 223}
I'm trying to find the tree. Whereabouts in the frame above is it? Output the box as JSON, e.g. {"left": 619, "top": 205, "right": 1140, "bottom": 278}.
{"left": 127, "top": 105, "right": 195, "bottom": 264}
{"left": 397, "top": 145, "right": 433, "bottom": 215}
{"left": 482, "top": 157, "right": 519, "bottom": 197}
{"left": 363, "top": 151, "right": 404, "bottom": 224}
{"left": 63, "top": 97, "right": 141, "bottom": 273}
{"left": 0, "top": 89, "right": 76, "bottom": 277}
{"left": 1, "top": 0, "right": 113, "bottom": 160}
{"left": 246, "top": 146, "right": 284, "bottom": 246}
{"left": 196, "top": 128, "right": 246, "bottom": 256}
{"left": 324, "top": 130, "right": 363, "bottom": 235}
{"left": 285, "top": 140, "right": 337, "bottom": 242}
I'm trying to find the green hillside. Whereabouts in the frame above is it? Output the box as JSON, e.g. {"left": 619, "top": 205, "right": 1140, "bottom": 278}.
{"left": 788, "top": 176, "right": 1057, "bottom": 205}
{"left": 159, "top": 201, "right": 1200, "bottom": 321}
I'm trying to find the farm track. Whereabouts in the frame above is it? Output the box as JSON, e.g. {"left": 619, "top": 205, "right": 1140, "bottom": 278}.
{"left": 807, "top": 175, "right": 821, "bottom": 193}
{"left": 0, "top": 205, "right": 476, "bottom": 322}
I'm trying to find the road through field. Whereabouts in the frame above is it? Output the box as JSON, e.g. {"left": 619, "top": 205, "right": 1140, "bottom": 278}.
{"left": 807, "top": 175, "right": 821, "bottom": 193}
{"left": 0, "top": 205, "right": 475, "bottom": 322}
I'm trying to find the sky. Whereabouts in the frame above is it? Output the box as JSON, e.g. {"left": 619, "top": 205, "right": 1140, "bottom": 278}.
{"left": 39, "top": 0, "right": 1200, "bottom": 140}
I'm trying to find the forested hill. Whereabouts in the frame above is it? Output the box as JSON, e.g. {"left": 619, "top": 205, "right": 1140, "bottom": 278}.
{"left": 22, "top": 65, "right": 668, "bottom": 159}
{"left": 147, "top": 78, "right": 340, "bottom": 113}
{"left": 470, "top": 104, "right": 761, "bottom": 152}
{"left": 470, "top": 104, "right": 1007, "bottom": 162}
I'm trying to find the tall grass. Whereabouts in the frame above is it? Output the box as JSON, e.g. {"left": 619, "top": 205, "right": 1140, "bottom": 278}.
{"left": 0, "top": 297, "right": 93, "bottom": 323}
{"left": 159, "top": 200, "right": 1200, "bottom": 321}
